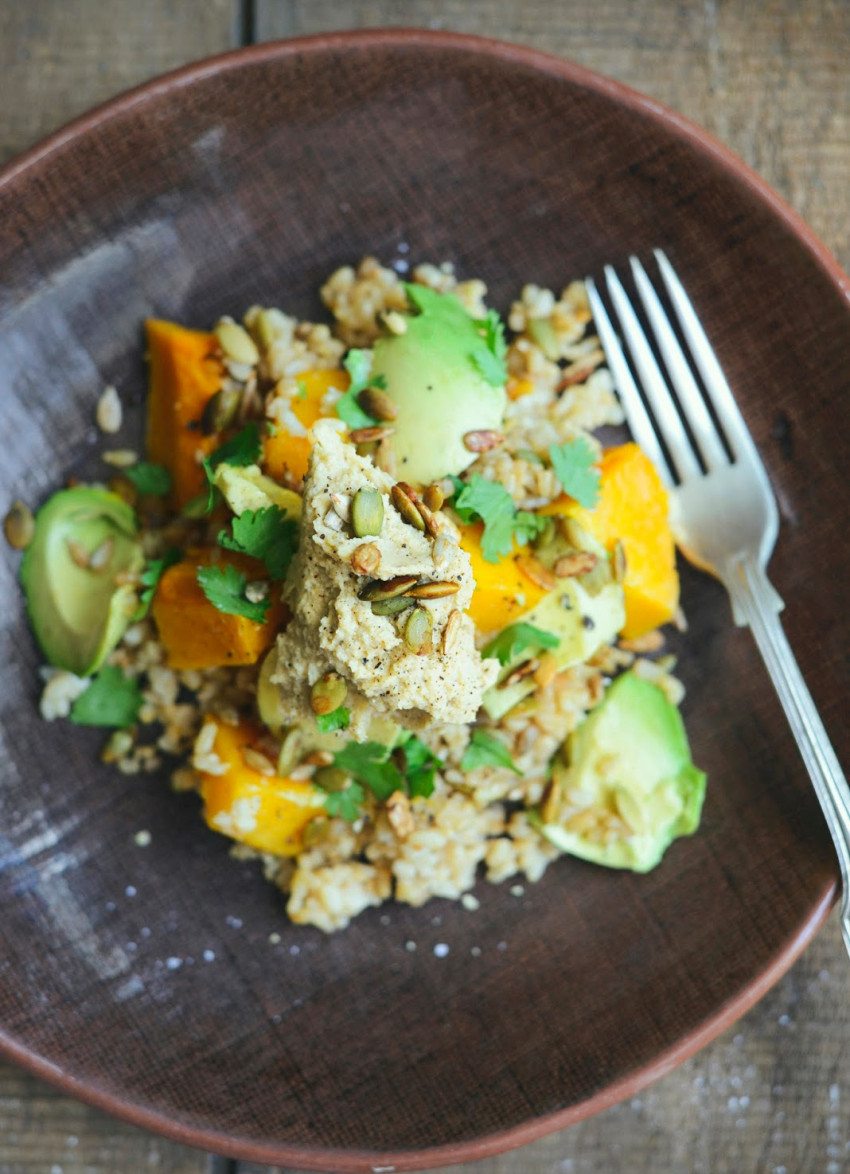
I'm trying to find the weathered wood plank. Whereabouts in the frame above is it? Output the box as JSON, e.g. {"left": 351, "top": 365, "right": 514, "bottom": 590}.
{"left": 254, "top": 0, "right": 850, "bottom": 272}
{"left": 0, "top": 1060, "right": 217, "bottom": 1173}
{"left": 239, "top": 913, "right": 850, "bottom": 1174}
{"left": 0, "top": 0, "right": 242, "bottom": 164}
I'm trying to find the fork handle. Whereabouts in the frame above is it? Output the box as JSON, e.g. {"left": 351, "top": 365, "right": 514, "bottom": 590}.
{"left": 725, "top": 553, "right": 850, "bottom": 957}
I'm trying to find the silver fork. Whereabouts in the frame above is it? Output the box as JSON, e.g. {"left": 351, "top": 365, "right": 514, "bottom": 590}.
{"left": 586, "top": 249, "right": 850, "bottom": 957}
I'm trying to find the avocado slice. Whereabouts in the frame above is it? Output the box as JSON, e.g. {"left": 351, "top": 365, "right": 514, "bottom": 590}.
{"left": 539, "top": 671, "right": 706, "bottom": 872}
{"left": 370, "top": 285, "right": 507, "bottom": 485}
{"left": 213, "top": 463, "right": 302, "bottom": 520}
{"left": 481, "top": 578, "right": 626, "bottom": 721}
{"left": 20, "top": 486, "right": 144, "bottom": 675}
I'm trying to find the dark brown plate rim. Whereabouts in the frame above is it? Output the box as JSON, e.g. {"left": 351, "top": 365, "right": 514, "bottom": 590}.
{"left": 0, "top": 27, "right": 843, "bottom": 1170}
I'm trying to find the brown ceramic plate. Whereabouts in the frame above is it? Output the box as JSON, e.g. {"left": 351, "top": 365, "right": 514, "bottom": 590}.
{"left": 0, "top": 29, "right": 847, "bottom": 1170}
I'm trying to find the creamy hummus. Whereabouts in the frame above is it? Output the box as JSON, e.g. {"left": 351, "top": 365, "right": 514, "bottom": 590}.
{"left": 266, "top": 420, "right": 498, "bottom": 736}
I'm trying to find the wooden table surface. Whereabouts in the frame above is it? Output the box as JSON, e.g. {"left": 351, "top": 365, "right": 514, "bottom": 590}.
{"left": 1, "top": 2, "right": 849, "bottom": 1171}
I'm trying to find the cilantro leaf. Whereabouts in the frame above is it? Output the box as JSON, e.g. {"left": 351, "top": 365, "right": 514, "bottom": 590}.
{"left": 482, "top": 622, "right": 560, "bottom": 666}
{"left": 336, "top": 349, "right": 380, "bottom": 430}
{"left": 69, "top": 665, "right": 142, "bottom": 729}
{"left": 209, "top": 423, "right": 262, "bottom": 469}
{"left": 461, "top": 729, "right": 521, "bottom": 775}
{"left": 332, "top": 740, "right": 404, "bottom": 801}
{"left": 549, "top": 438, "right": 601, "bottom": 509}
{"left": 323, "top": 780, "right": 366, "bottom": 822}
{"left": 133, "top": 549, "right": 181, "bottom": 620}
{"left": 218, "top": 506, "right": 296, "bottom": 580}
{"left": 399, "top": 735, "right": 439, "bottom": 800}
{"left": 471, "top": 308, "right": 509, "bottom": 386}
{"left": 316, "top": 706, "right": 350, "bottom": 733}
{"left": 196, "top": 563, "right": 270, "bottom": 622}
{"left": 453, "top": 475, "right": 548, "bottom": 563}
{"left": 124, "top": 462, "right": 172, "bottom": 497}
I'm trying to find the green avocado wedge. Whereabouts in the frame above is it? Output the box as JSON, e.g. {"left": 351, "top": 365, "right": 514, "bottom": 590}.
{"left": 20, "top": 486, "right": 144, "bottom": 676}
{"left": 370, "top": 284, "right": 507, "bottom": 485}
{"left": 539, "top": 671, "right": 706, "bottom": 872}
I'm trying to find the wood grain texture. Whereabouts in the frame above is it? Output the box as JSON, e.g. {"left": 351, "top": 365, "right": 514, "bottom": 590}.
{"left": 256, "top": 0, "right": 850, "bottom": 272}
{"left": 0, "top": 1062, "right": 215, "bottom": 1173}
{"left": 0, "top": 3, "right": 849, "bottom": 1173}
{"left": 0, "top": 0, "right": 241, "bottom": 164}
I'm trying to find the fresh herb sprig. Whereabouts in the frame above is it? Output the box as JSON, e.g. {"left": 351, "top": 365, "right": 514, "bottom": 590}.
{"left": 451, "top": 474, "right": 548, "bottom": 563}
{"left": 482, "top": 622, "right": 560, "bottom": 666}
{"left": 69, "top": 665, "right": 142, "bottom": 729}
{"left": 461, "top": 729, "right": 521, "bottom": 775}
{"left": 132, "top": 549, "right": 181, "bottom": 620}
{"left": 217, "top": 506, "right": 296, "bottom": 581}
{"left": 549, "top": 438, "right": 601, "bottom": 509}
{"left": 335, "top": 350, "right": 387, "bottom": 430}
{"left": 314, "top": 735, "right": 441, "bottom": 821}
{"left": 196, "top": 562, "right": 269, "bottom": 622}
{"left": 125, "top": 462, "right": 172, "bottom": 497}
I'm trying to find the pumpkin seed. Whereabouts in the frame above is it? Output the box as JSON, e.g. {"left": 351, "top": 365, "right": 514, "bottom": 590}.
{"left": 349, "top": 425, "right": 395, "bottom": 444}
{"left": 351, "top": 486, "right": 384, "bottom": 537}
{"left": 358, "top": 574, "right": 418, "bottom": 602}
{"left": 277, "top": 727, "right": 304, "bottom": 776}
{"left": 423, "top": 483, "right": 444, "bottom": 512}
{"left": 309, "top": 673, "right": 348, "bottom": 716}
{"left": 215, "top": 318, "right": 259, "bottom": 366}
{"left": 350, "top": 542, "right": 381, "bottom": 576}
{"left": 357, "top": 386, "right": 398, "bottom": 421}
{"left": 3, "top": 500, "right": 34, "bottom": 549}
{"left": 462, "top": 429, "right": 503, "bottom": 453}
{"left": 313, "top": 765, "right": 352, "bottom": 793}
{"left": 201, "top": 387, "right": 241, "bottom": 435}
{"left": 554, "top": 551, "right": 598, "bottom": 579}
{"left": 370, "top": 596, "right": 415, "bottom": 616}
{"left": 406, "top": 580, "right": 460, "bottom": 599}
{"left": 390, "top": 483, "right": 426, "bottom": 531}
{"left": 404, "top": 606, "right": 433, "bottom": 654}
{"left": 441, "top": 609, "right": 462, "bottom": 654}
{"left": 516, "top": 555, "right": 557, "bottom": 592}
{"left": 254, "top": 307, "right": 289, "bottom": 350}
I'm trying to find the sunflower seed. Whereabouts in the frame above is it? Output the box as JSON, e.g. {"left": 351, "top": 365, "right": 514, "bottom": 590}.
{"left": 329, "top": 492, "right": 351, "bottom": 522}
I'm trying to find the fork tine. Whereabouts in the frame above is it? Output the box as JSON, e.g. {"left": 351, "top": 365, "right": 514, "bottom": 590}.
{"left": 629, "top": 256, "right": 730, "bottom": 471}
{"left": 603, "top": 265, "right": 702, "bottom": 483}
{"left": 584, "top": 277, "right": 674, "bottom": 487}
{"left": 653, "top": 249, "right": 763, "bottom": 470}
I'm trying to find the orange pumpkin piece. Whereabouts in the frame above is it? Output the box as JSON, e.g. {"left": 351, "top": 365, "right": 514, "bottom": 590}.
{"left": 458, "top": 522, "right": 547, "bottom": 639}
{"left": 151, "top": 549, "right": 286, "bottom": 670}
{"left": 262, "top": 368, "right": 350, "bottom": 485}
{"left": 543, "top": 443, "right": 679, "bottom": 640}
{"left": 198, "top": 716, "right": 326, "bottom": 856}
{"left": 145, "top": 319, "right": 224, "bottom": 509}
